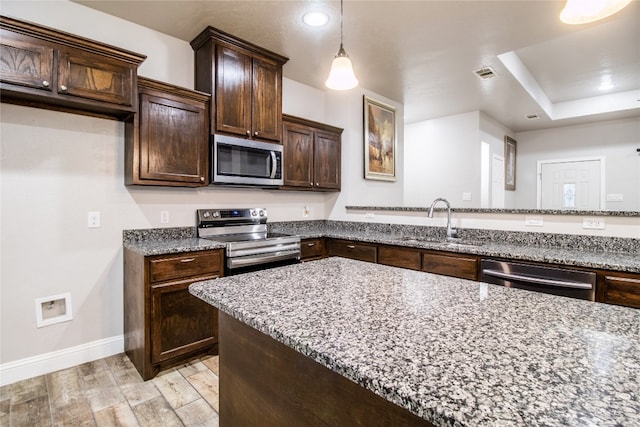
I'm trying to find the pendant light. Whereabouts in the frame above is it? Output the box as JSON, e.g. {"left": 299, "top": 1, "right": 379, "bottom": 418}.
{"left": 325, "top": 0, "right": 358, "bottom": 90}
{"left": 560, "top": 0, "right": 632, "bottom": 24}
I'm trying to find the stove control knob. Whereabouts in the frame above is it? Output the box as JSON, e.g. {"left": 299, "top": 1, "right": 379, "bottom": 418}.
{"left": 259, "top": 209, "right": 265, "bottom": 217}
{"left": 251, "top": 210, "right": 257, "bottom": 217}
{"left": 202, "top": 211, "right": 210, "bottom": 218}
{"left": 212, "top": 211, "right": 220, "bottom": 218}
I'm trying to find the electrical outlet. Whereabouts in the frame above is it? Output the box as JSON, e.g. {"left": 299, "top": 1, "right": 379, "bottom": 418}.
{"left": 160, "top": 211, "right": 169, "bottom": 224}
{"left": 525, "top": 216, "right": 544, "bottom": 227}
{"left": 87, "top": 211, "right": 100, "bottom": 228}
{"left": 302, "top": 206, "right": 310, "bottom": 218}
{"left": 582, "top": 218, "right": 605, "bottom": 230}
{"left": 606, "top": 193, "right": 624, "bottom": 202}
{"left": 462, "top": 192, "right": 472, "bottom": 201}
{"left": 365, "top": 212, "right": 375, "bottom": 219}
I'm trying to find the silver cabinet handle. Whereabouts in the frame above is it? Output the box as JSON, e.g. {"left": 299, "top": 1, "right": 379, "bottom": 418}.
{"left": 307, "top": 243, "right": 315, "bottom": 247}
{"left": 180, "top": 258, "right": 195, "bottom": 263}
{"left": 60, "top": 85, "right": 68, "bottom": 91}
{"left": 347, "top": 245, "right": 355, "bottom": 249}
{"left": 42, "top": 80, "right": 50, "bottom": 87}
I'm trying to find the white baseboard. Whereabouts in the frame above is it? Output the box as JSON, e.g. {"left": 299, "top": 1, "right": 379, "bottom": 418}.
{"left": 0, "top": 335, "right": 124, "bottom": 386}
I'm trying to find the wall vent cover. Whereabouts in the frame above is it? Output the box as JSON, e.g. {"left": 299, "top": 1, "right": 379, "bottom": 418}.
{"left": 525, "top": 113, "right": 540, "bottom": 120}
{"left": 473, "top": 66, "right": 497, "bottom": 79}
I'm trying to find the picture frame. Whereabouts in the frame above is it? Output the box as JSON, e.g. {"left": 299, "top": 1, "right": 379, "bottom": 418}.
{"left": 504, "top": 135, "right": 517, "bottom": 191}
{"left": 363, "top": 95, "right": 397, "bottom": 181}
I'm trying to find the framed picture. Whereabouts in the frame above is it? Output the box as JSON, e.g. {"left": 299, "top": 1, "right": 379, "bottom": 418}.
{"left": 504, "top": 135, "right": 517, "bottom": 191}
{"left": 364, "top": 96, "right": 397, "bottom": 181}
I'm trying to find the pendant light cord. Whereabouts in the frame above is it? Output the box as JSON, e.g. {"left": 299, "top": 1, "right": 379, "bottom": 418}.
{"left": 340, "top": 0, "right": 344, "bottom": 47}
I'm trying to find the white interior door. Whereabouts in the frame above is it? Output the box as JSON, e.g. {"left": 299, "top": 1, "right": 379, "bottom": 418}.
{"left": 538, "top": 158, "right": 603, "bottom": 210}
{"left": 491, "top": 154, "right": 505, "bottom": 208}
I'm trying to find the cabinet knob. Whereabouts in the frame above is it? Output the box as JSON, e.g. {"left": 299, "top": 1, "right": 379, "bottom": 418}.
{"left": 310, "top": 182, "right": 313, "bottom": 187}
{"left": 42, "top": 80, "right": 50, "bottom": 88}
{"left": 254, "top": 131, "right": 259, "bottom": 137}
{"left": 307, "top": 243, "right": 315, "bottom": 247}
{"left": 200, "top": 177, "right": 205, "bottom": 182}
{"left": 347, "top": 245, "right": 355, "bottom": 249}
{"left": 60, "top": 85, "right": 68, "bottom": 92}
{"left": 316, "top": 182, "right": 319, "bottom": 186}
{"left": 246, "top": 130, "right": 251, "bottom": 136}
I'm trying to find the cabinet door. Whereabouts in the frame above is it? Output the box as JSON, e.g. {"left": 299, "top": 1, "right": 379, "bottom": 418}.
{"left": 301, "top": 238, "right": 325, "bottom": 261}
{"left": 0, "top": 29, "right": 54, "bottom": 91}
{"left": 314, "top": 130, "right": 341, "bottom": 190}
{"left": 378, "top": 246, "right": 421, "bottom": 270}
{"left": 251, "top": 57, "right": 282, "bottom": 141}
{"left": 216, "top": 44, "right": 252, "bottom": 137}
{"left": 328, "top": 239, "right": 377, "bottom": 263}
{"left": 151, "top": 277, "right": 219, "bottom": 364}
{"left": 282, "top": 122, "right": 314, "bottom": 188}
{"left": 422, "top": 252, "right": 478, "bottom": 280}
{"left": 57, "top": 49, "right": 135, "bottom": 107}
{"left": 139, "top": 92, "right": 208, "bottom": 184}
{"left": 601, "top": 273, "right": 640, "bottom": 308}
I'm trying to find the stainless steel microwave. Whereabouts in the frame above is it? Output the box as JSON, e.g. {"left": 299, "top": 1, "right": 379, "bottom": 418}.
{"left": 211, "top": 135, "right": 283, "bottom": 186}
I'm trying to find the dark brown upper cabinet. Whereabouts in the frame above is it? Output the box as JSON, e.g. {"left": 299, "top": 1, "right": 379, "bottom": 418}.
{"left": 191, "top": 26, "right": 288, "bottom": 142}
{"left": 282, "top": 114, "right": 342, "bottom": 191}
{"left": 0, "top": 16, "right": 145, "bottom": 119}
{"left": 125, "top": 77, "right": 210, "bottom": 187}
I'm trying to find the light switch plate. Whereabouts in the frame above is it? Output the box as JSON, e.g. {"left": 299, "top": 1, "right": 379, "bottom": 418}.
{"left": 525, "top": 216, "right": 544, "bottom": 227}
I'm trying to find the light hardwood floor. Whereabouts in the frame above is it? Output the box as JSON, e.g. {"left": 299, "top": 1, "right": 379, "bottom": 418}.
{"left": 0, "top": 353, "right": 220, "bottom": 426}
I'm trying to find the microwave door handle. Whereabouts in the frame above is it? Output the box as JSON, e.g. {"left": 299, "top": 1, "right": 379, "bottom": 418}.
{"left": 270, "top": 151, "right": 277, "bottom": 179}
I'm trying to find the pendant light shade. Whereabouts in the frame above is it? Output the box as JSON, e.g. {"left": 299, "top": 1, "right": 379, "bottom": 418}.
{"left": 560, "top": 0, "right": 632, "bottom": 24}
{"left": 325, "top": 0, "right": 358, "bottom": 90}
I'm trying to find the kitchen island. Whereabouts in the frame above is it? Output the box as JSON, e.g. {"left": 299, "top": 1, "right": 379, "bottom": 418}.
{"left": 190, "top": 257, "right": 640, "bottom": 426}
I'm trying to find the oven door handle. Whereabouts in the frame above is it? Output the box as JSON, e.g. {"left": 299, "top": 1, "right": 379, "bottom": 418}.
{"left": 482, "top": 269, "right": 593, "bottom": 290}
{"left": 270, "top": 151, "right": 277, "bottom": 179}
{"left": 228, "top": 250, "right": 300, "bottom": 269}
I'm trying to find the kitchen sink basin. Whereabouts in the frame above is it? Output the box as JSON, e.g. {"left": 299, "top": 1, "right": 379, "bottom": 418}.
{"left": 394, "top": 236, "right": 484, "bottom": 247}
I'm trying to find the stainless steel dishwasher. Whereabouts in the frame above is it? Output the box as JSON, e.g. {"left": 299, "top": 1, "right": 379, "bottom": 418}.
{"left": 480, "top": 259, "right": 596, "bottom": 301}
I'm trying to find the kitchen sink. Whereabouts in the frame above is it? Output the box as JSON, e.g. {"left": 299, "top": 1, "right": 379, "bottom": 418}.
{"left": 394, "top": 236, "right": 484, "bottom": 247}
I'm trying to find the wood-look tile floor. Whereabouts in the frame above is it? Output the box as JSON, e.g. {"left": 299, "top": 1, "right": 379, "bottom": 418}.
{"left": 0, "top": 353, "right": 220, "bottom": 426}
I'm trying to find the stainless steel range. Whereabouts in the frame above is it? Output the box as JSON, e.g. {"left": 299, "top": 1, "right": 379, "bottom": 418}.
{"left": 196, "top": 208, "right": 300, "bottom": 274}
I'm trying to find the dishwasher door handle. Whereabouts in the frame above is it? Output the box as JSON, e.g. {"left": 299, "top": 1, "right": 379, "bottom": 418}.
{"left": 482, "top": 269, "right": 593, "bottom": 290}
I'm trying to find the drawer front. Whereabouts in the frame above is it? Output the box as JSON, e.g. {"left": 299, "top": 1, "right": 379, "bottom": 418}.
{"left": 603, "top": 274, "right": 640, "bottom": 309}
{"left": 301, "top": 238, "right": 324, "bottom": 260}
{"left": 422, "top": 252, "right": 478, "bottom": 280}
{"left": 149, "top": 250, "right": 223, "bottom": 283}
{"left": 328, "top": 239, "right": 377, "bottom": 263}
{"left": 378, "top": 246, "right": 421, "bottom": 271}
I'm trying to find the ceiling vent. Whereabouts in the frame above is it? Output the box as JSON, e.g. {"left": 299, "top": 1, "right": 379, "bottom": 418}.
{"left": 473, "top": 66, "right": 497, "bottom": 79}
{"left": 525, "top": 113, "right": 540, "bottom": 120}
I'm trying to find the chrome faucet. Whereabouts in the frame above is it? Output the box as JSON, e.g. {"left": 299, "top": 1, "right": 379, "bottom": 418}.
{"left": 428, "top": 198, "right": 458, "bottom": 240}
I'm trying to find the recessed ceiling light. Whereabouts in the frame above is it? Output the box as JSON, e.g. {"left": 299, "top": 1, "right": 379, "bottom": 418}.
{"left": 303, "top": 11, "right": 329, "bottom": 27}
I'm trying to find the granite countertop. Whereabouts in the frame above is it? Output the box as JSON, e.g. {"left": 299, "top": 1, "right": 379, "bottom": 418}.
{"left": 190, "top": 257, "right": 640, "bottom": 427}
{"left": 123, "top": 237, "right": 225, "bottom": 256}
{"left": 271, "top": 224, "right": 640, "bottom": 273}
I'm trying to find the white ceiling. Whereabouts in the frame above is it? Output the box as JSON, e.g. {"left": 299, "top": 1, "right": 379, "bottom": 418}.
{"left": 73, "top": 0, "right": 640, "bottom": 131}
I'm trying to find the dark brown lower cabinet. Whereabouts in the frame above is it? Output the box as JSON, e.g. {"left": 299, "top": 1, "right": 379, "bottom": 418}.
{"left": 597, "top": 271, "right": 640, "bottom": 309}
{"left": 378, "top": 245, "right": 422, "bottom": 270}
{"left": 422, "top": 251, "right": 479, "bottom": 281}
{"left": 218, "top": 312, "right": 434, "bottom": 427}
{"left": 327, "top": 239, "right": 377, "bottom": 263}
{"left": 124, "top": 248, "right": 223, "bottom": 380}
{"left": 301, "top": 238, "right": 325, "bottom": 261}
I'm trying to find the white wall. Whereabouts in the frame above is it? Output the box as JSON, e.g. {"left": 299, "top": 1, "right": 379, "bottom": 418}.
{"left": 404, "top": 111, "right": 480, "bottom": 207}
{"left": 325, "top": 90, "right": 405, "bottom": 220}
{"left": 514, "top": 117, "right": 640, "bottom": 211}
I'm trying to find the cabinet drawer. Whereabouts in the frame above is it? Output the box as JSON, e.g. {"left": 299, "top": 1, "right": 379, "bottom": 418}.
{"left": 328, "top": 239, "right": 377, "bottom": 263}
{"left": 301, "top": 238, "right": 324, "bottom": 260}
{"left": 149, "top": 250, "right": 223, "bottom": 283}
{"left": 378, "top": 246, "right": 421, "bottom": 271}
{"left": 603, "top": 274, "right": 640, "bottom": 309}
{"left": 422, "top": 252, "right": 478, "bottom": 280}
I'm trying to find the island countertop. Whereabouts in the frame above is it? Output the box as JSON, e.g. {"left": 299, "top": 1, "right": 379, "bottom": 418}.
{"left": 190, "top": 257, "right": 640, "bottom": 427}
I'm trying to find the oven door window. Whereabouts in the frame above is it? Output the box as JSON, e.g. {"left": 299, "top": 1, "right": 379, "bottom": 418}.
{"left": 217, "top": 143, "right": 273, "bottom": 178}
